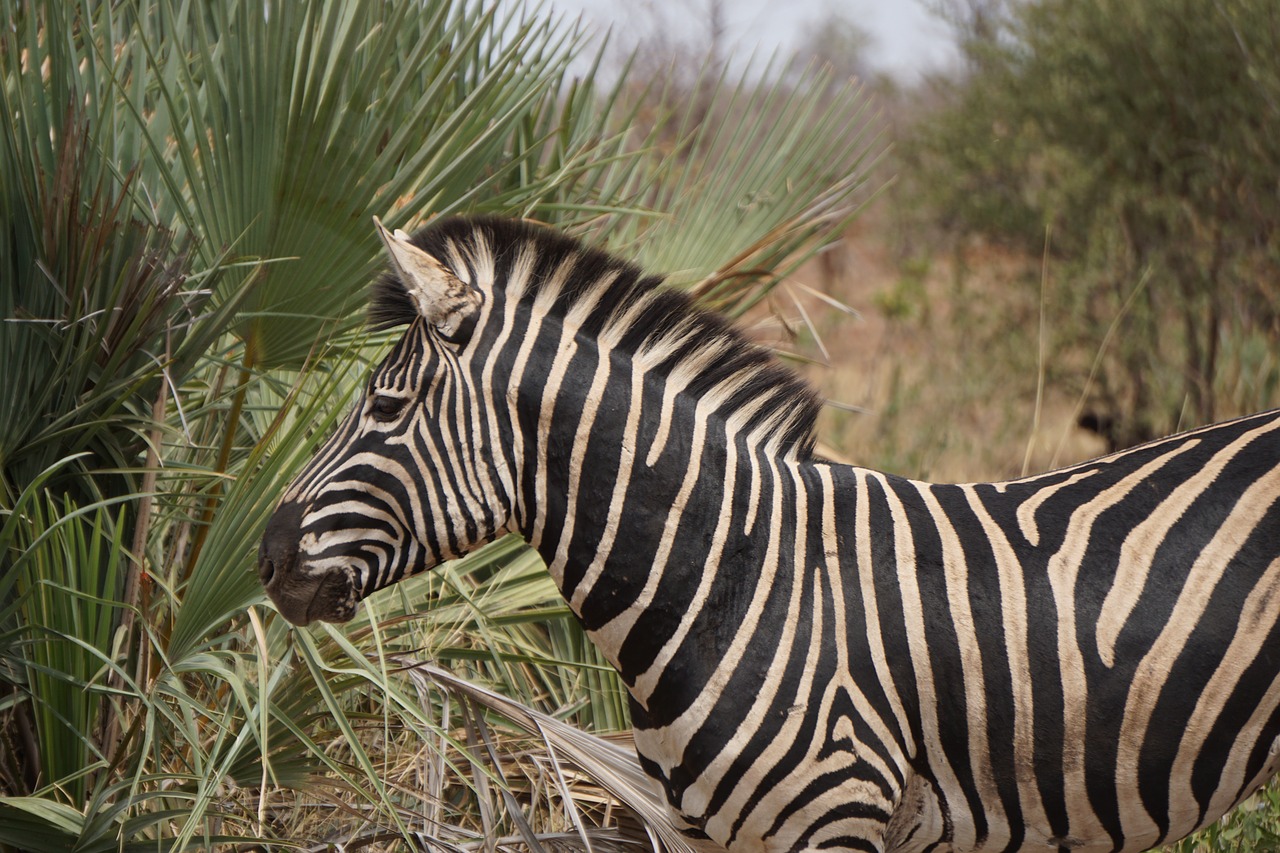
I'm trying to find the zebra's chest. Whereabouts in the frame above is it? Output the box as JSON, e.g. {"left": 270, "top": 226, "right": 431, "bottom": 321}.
{"left": 630, "top": 691, "right": 910, "bottom": 852}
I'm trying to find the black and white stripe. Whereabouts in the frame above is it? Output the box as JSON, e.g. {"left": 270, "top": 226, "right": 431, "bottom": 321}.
{"left": 261, "top": 215, "right": 1280, "bottom": 853}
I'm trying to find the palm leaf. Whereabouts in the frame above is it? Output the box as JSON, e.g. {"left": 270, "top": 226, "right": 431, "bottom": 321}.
{"left": 595, "top": 57, "right": 883, "bottom": 317}
{"left": 132, "top": 0, "right": 619, "bottom": 370}
{"left": 165, "top": 340, "right": 369, "bottom": 661}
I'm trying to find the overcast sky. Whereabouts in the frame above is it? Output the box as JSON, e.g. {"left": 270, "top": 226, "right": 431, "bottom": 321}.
{"left": 546, "top": 0, "right": 959, "bottom": 81}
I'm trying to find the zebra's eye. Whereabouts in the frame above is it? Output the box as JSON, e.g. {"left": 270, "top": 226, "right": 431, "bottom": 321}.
{"left": 369, "top": 394, "right": 406, "bottom": 423}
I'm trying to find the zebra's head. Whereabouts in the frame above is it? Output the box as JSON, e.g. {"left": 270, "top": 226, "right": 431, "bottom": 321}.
{"left": 258, "top": 218, "right": 502, "bottom": 625}
{"left": 259, "top": 214, "right": 820, "bottom": 625}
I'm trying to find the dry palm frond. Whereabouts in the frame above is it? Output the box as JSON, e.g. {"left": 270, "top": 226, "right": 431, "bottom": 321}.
{"left": 392, "top": 658, "right": 722, "bottom": 853}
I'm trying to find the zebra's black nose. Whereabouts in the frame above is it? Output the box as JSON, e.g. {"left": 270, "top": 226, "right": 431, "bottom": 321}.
{"left": 258, "top": 500, "right": 361, "bottom": 625}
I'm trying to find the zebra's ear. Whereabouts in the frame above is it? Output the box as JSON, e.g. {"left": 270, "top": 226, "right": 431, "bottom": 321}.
{"left": 373, "top": 217, "right": 481, "bottom": 342}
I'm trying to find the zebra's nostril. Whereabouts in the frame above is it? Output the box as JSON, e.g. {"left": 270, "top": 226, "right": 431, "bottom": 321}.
{"left": 259, "top": 557, "right": 276, "bottom": 587}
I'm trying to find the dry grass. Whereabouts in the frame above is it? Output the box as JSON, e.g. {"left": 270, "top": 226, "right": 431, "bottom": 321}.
{"left": 750, "top": 200, "right": 1110, "bottom": 483}
{"left": 235, "top": 658, "right": 714, "bottom": 853}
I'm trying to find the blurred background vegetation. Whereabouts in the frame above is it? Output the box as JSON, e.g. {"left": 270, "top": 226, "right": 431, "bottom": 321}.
{"left": 814, "top": 0, "right": 1280, "bottom": 488}
{"left": 0, "top": 0, "right": 1276, "bottom": 850}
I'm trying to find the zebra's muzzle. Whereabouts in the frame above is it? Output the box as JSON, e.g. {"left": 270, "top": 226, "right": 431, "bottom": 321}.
{"left": 258, "top": 501, "right": 361, "bottom": 625}
{"left": 263, "top": 560, "right": 360, "bottom": 625}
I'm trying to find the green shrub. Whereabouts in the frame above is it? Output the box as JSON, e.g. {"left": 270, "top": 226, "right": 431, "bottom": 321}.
{"left": 907, "top": 0, "right": 1280, "bottom": 446}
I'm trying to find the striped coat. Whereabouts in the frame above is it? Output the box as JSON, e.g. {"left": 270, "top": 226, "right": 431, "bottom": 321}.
{"left": 260, "top": 216, "right": 1280, "bottom": 852}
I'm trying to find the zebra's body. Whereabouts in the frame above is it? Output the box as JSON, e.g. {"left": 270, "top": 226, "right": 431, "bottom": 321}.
{"left": 259, "top": 216, "right": 1280, "bottom": 853}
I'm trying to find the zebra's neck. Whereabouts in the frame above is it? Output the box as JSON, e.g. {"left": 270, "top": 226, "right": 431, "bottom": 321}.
{"left": 500, "top": 307, "right": 812, "bottom": 706}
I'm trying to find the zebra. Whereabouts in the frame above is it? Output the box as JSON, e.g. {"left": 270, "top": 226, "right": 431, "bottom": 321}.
{"left": 258, "top": 214, "right": 1280, "bottom": 853}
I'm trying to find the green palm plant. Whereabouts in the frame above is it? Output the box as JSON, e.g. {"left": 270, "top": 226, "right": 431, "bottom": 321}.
{"left": 0, "top": 0, "right": 244, "bottom": 808}
{"left": 145, "top": 0, "right": 611, "bottom": 368}
{"left": 598, "top": 57, "right": 882, "bottom": 316}
{"left": 0, "top": 0, "right": 880, "bottom": 848}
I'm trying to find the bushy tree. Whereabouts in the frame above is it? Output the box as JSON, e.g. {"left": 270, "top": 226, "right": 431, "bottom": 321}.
{"left": 910, "top": 0, "right": 1280, "bottom": 447}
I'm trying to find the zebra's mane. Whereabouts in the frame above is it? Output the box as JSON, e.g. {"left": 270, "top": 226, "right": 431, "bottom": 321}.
{"left": 370, "top": 216, "right": 822, "bottom": 459}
